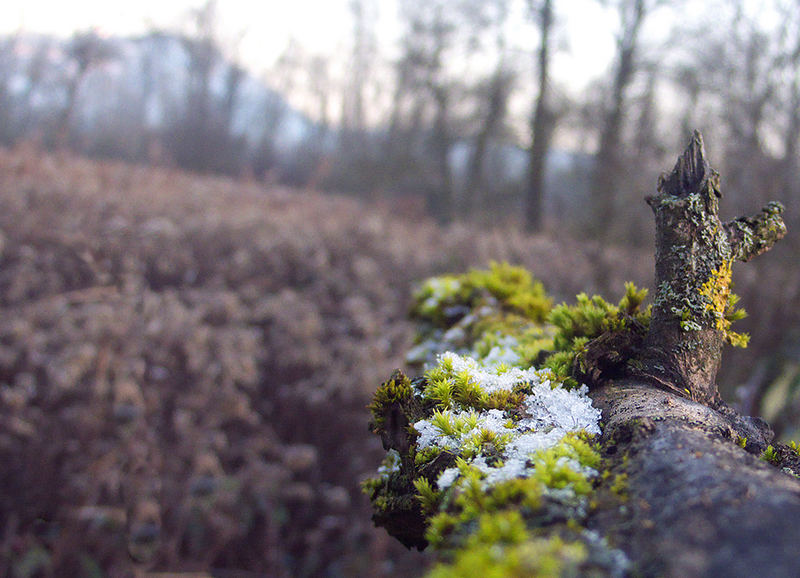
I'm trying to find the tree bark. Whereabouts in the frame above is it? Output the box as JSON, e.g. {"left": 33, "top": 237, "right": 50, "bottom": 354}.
{"left": 590, "top": 381, "right": 800, "bottom": 576}
{"left": 631, "top": 131, "right": 785, "bottom": 404}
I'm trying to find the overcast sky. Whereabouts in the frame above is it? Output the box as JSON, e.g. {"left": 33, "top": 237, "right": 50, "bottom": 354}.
{"left": 0, "top": 0, "right": 621, "bottom": 84}
{"left": 0, "top": 1, "right": 397, "bottom": 71}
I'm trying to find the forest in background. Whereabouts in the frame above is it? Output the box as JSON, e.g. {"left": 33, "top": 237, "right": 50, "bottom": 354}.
{"left": 0, "top": 146, "right": 652, "bottom": 575}
{"left": 1, "top": 0, "right": 800, "bottom": 240}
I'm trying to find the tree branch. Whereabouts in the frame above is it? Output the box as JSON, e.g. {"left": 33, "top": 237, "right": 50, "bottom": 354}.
{"left": 633, "top": 131, "right": 786, "bottom": 403}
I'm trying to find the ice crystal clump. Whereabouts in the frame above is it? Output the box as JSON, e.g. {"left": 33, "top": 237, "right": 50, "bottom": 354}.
{"left": 413, "top": 352, "right": 601, "bottom": 491}
{"left": 377, "top": 449, "right": 402, "bottom": 476}
{"left": 439, "top": 351, "right": 542, "bottom": 394}
{"left": 420, "top": 277, "right": 462, "bottom": 313}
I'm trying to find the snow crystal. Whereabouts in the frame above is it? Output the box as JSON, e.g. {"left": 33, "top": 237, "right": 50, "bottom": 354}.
{"left": 442, "top": 325, "right": 467, "bottom": 343}
{"left": 437, "top": 467, "right": 460, "bottom": 490}
{"left": 421, "top": 278, "right": 461, "bottom": 312}
{"left": 439, "top": 351, "right": 542, "bottom": 394}
{"left": 522, "top": 382, "right": 601, "bottom": 436}
{"left": 377, "top": 449, "right": 401, "bottom": 476}
{"left": 414, "top": 352, "right": 602, "bottom": 492}
{"left": 414, "top": 417, "right": 458, "bottom": 450}
{"left": 473, "top": 455, "right": 530, "bottom": 486}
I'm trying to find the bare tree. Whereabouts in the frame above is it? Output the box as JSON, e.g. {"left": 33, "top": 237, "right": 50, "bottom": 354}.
{"left": 463, "top": 0, "right": 513, "bottom": 216}
{"left": 671, "top": 1, "right": 782, "bottom": 215}
{"left": 463, "top": 63, "right": 513, "bottom": 216}
{"left": 391, "top": 0, "right": 460, "bottom": 222}
{"left": 340, "top": 0, "right": 377, "bottom": 145}
{"left": 169, "top": 0, "right": 244, "bottom": 174}
{"left": 591, "top": 0, "right": 652, "bottom": 240}
{"left": 774, "top": 0, "right": 800, "bottom": 230}
{"left": 720, "top": 5, "right": 776, "bottom": 208}
{"left": 0, "top": 36, "right": 18, "bottom": 146}
{"left": 524, "top": 0, "right": 555, "bottom": 232}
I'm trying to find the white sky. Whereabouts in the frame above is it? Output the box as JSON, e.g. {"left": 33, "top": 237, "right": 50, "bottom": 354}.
{"left": 0, "top": 1, "right": 387, "bottom": 70}
{"left": 0, "top": 0, "right": 618, "bottom": 81}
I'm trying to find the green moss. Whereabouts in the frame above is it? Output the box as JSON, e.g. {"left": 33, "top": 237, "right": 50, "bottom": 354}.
{"left": 419, "top": 431, "right": 601, "bottom": 556}
{"left": 466, "top": 262, "right": 553, "bottom": 323}
{"left": 414, "top": 477, "right": 443, "bottom": 514}
{"left": 408, "top": 265, "right": 653, "bottom": 390}
{"left": 461, "top": 428, "right": 513, "bottom": 460}
{"left": 425, "top": 478, "right": 545, "bottom": 550}
{"left": 430, "top": 409, "right": 481, "bottom": 438}
{"left": 761, "top": 445, "right": 780, "bottom": 466}
{"left": 369, "top": 265, "right": 627, "bottom": 569}
{"left": 427, "top": 511, "right": 587, "bottom": 578}
{"left": 484, "top": 388, "right": 526, "bottom": 412}
{"left": 368, "top": 370, "right": 413, "bottom": 429}
{"left": 411, "top": 261, "right": 552, "bottom": 328}
{"left": 531, "top": 443, "right": 595, "bottom": 496}
{"left": 415, "top": 446, "right": 444, "bottom": 466}
{"left": 420, "top": 356, "right": 529, "bottom": 413}
{"left": 543, "top": 283, "right": 650, "bottom": 385}
{"left": 609, "top": 473, "right": 629, "bottom": 499}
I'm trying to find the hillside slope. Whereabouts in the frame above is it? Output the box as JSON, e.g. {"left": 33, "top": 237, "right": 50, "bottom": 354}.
{"left": 0, "top": 145, "right": 658, "bottom": 575}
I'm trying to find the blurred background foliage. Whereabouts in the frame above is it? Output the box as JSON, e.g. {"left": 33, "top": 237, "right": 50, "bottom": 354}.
{"left": 1, "top": 0, "right": 800, "bottom": 575}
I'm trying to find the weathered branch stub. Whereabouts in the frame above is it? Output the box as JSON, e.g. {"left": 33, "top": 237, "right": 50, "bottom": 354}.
{"left": 632, "top": 130, "right": 786, "bottom": 404}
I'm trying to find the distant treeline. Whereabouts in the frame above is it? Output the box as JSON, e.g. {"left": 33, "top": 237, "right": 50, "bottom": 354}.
{"left": 1, "top": 0, "right": 800, "bottom": 241}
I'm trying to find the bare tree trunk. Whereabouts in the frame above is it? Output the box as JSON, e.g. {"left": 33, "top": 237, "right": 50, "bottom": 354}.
{"left": 464, "top": 64, "right": 511, "bottom": 217}
{"left": 592, "top": 0, "right": 646, "bottom": 241}
{"left": 781, "top": 72, "right": 800, "bottom": 233}
{"left": 524, "top": 0, "right": 554, "bottom": 233}
{"left": 430, "top": 88, "right": 454, "bottom": 223}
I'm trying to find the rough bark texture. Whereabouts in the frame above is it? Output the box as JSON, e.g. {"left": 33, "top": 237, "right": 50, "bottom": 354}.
{"left": 591, "top": 382, "right": 800, "bottom": 577}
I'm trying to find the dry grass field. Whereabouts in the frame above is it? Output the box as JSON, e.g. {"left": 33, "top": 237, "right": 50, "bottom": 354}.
{"left": 0, "top": 144, "right": 790, "bottom": 575}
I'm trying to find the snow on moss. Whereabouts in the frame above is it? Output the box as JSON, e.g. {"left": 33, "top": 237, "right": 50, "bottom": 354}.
{"left": 438, "top": 351, "right": 540, "bottom": 394}
{"left": 413, "top": 351, "right": 601, "bottom": 491}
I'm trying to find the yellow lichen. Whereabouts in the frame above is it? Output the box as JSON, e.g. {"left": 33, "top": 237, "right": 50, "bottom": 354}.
{"left": 699, "top": 259, "right": 733, "bottom": 331}
{"left": 698, "top": 259, "right": 749, "bottom": 347}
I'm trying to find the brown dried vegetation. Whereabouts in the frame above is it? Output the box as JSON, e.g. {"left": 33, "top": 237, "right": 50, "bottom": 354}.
{"left": 0, "top": 144, "right": 658, "bottom": 575}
